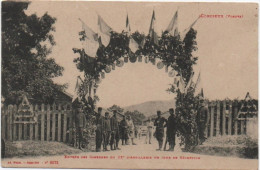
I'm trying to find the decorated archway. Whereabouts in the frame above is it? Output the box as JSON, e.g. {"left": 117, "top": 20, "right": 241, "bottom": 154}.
{"left": 72, "top": 12, "right": 200, "bottom": 150}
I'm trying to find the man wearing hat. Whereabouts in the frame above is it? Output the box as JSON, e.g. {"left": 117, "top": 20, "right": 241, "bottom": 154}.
{"left": 154, "top": 110, "right": 167, "bottom": 151}
{"left": 72, "top": 99, "right": 86, "bottom": 149}
{"left": 110, "top": 110, "right": 121, "bottom": 150}
{"left": 103, "top": 112, "right": 111, "bottom": 151}
{"left": 166, "top": 108, "right": 177, "bottom": 151}
{"left": 120, "top": 115, "right": 129, "bottom": 145}
{"left": 95, "top": 107, "right": 104, "bottom": 152}
{"left": 196, "top": 97, "right": 209, "bottom": 145}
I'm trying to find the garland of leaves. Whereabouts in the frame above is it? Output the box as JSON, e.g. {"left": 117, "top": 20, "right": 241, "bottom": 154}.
{"left": 73, "top": 28, "right": 199, "bottom": 150}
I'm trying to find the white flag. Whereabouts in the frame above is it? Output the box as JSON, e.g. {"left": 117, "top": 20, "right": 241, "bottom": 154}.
{"left": 125, "top": 14, "right": 139, "bottom": 53}
{"left": 98, "top": 15, "right": 113, "bottom": 47}
{"left": 194, "top": 72, "right": 203, "bottom": 97}
{"left": 72, "top": 76, "right": 83, "bottom": 102}
{"left": 149, "top": 10, "right": 159, "bottom": 45}
{"left": 79, "top": 18, "right": 99, "bottom": 58}
{"left": 165, "top": 10, "right": 179, "bottom": 36}
{"left": 180, "top": 16, "right": 200, "bottom": 40}
{"left": 184, "top": 72, "right": 194, "bottom": 93}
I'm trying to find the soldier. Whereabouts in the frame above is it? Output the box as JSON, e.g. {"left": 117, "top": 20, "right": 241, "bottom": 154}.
{"left": 166, "top": 108, "right": 177, "bottom": 151}
{"left": 154, "top": 110, "right": 167, "bottom": 151}
{"left": 95, "top": 107, "right": 103, "bottom": 152}
{"left": 110, "top": 110, "right": 121, "bottom": 150}
{"left": 102, "top": 112, "right": 111, "bottom": 151}
{"left": 145, "top": 117, "right": 153, "bottom": 144}
{"left": 120, "top": 115, "right": 129, "bottom": 145}
{"left": 127, "top": 115, "right": 136, "bottom": 145}
{"left": 73, "top": 99, "right": 86, "bottom": 149}
{"left": 196, "top": 97, "right": 209, "bottom": 145}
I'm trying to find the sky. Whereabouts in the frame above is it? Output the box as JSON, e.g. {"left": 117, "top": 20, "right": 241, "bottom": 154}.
{"left": 26, "top": 2, "right": 258, "bottom": 108}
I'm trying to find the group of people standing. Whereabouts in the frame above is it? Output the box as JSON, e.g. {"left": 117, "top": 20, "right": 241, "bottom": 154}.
{"left": 95, "top": 107, "right": 136, "bottom": 152}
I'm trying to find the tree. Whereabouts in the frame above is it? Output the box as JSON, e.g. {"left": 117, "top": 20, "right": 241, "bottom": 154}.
{"left": 2, "top": 1, "right": 66, "bottom": 104}
{"left": 124, "top": 110, "right": 146, "bottom": 125}
{"left": 107, "top": 104, "right": 124, "bottom": 113}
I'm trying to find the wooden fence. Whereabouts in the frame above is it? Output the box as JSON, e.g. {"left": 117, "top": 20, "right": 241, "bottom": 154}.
{"left": 1, "top": 104, "right": 74, "bottom": 143}
{"left": 205, "top": 101, "right": 256, "bottom": 138}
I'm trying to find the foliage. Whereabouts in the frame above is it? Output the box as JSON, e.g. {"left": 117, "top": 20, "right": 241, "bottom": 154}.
{"left": 2, "top": 1, "right": 66, "bottom": 104}
{"left": 124, "top": 110, "right": 146, "bottom": 125}
{"left": 107, "top": 104, "right": 124, "bottom": 113}
{"left": 73, "top": 20, "right": 199, "bottom": 149}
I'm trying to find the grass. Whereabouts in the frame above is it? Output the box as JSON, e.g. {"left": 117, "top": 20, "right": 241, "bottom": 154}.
{"left": 3, "top": 141, "right": 83, "bottom": 158}
{"left": 193, "top": 135, "right": 258, "bottom": 159}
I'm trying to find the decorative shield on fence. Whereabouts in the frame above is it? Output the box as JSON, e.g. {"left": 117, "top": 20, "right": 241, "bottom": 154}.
{"left": 105, "top": 65, "right": 111, "bottom": 73}
{"left": 124, "top": 56, "right": 128, "bottom": 63}
{"left": 157, "top": 61, "right": 164, "bottom": 69}
{"left": 95, "top": 77, "right": 101, "bottom": 84}
{"left": 165, "top": 65, "right": 169, "bottom": 72}
{"left": 116, "top": 59, "right": 124, "bottom": 67}
{"left": 145, "top": 57, "right": 149, "bottom": 63}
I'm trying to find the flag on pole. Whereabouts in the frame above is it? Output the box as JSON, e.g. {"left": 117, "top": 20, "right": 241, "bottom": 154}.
{"left": 79, "top": 19, "right": 99, "bottom": 58}
{"left": 177, "top": 74, "right": 185, "bottom": 93}
{"left": 125, "top": 14, "right": 139, "bottom": 53}
{"left": 149, "top": 10, "right": 159, "bottom": 45}
{"left": 165, "top": 10, "right": 179, "bottom": 36}
{"left": 194, "top": 72, "right": 204, "bottom": 97}
{"left": 184, "top": 71, "right": 194, "bottom": 93}
{"left": 180, "top": 16, "right": 200, "bottom": 40}
{"left": 72, "top": 76, "right": 83, "bottom": 102}
{"left": 98, "top": 15, "right": 113, "bottom": 47}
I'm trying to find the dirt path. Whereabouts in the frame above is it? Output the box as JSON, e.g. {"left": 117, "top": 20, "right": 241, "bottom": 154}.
{"left": 2, "top": 137, "right": 258, "bottom": 169}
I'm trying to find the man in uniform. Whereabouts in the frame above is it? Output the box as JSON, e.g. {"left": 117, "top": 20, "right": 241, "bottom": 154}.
{"left": 102, "top": 112, "right": 111, "bottom": 151}
{"left": 154, "top": 110, "right": 167, "bottom": 151}
{"left": 197, "top": 97, "right": 209, "bottom": 145}
{"left": 120, "top": 115, "right": 128, "bottom": 145}
{"left": 95, "top": 107, "right": 104, "bottom": 152}
{"left": 145, "top": 117, "right": 153, "bottom": 144}
{"left": 110, "top": 110, "right": 121, "bottom": 150}
{"left": 166, "top": 108, "right": 177, "bottom": 151}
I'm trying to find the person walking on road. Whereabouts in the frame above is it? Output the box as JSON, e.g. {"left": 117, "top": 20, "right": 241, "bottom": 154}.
{"left": 145, "top": 117, "right": 153, "bottom": 144}
{"left": 110, "top": 110, "right": 121, "bottom": 150}
{"left": 95, "top": 107, "right": 104, "bottom": 152}
{"left": 166, "top": 108, "right": 177, "bottom": 151}
{"left": 120, "top": 115, "right": 129, "bottom": 145}
{"left": 103, "top": 112, "right": 111, "bottom": 151}
{"left": 127, "top": 115, "right": 136, "bottom": 145}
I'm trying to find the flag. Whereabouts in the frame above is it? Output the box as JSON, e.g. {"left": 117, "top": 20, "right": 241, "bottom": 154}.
{"left": 178, "top": 74, "right": 185, "bottom": 93}
{"left": 149, "top": 10, "right": 158, "bottom": 45}
{"left": 180, "top": 16, "right": 200, "bottom": 40}
{"left": 165, "top": 10, "right": 179, "bottom": 36}
{"left": 194, "top": 72, "right": 203, "bottom": 97}
{"left": 79, "top": 18, "right": 99, "bottom": 58}
{"left": 98, "top": 15, "right": 113, "bottom": 47}
{"left": 72, "top": 76, "right": 82, "bottom": 102}
{"left": 184, "top": 72, "right": 194, "bottom": 93}
{"left": 125, "top": 14, "right": 139, "bottom": 53}
{"left": 126, "top": 14, "right": 131, "bottom": 35}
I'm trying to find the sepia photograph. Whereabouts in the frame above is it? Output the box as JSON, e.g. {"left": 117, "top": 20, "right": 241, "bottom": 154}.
{"left": 1, "top": 1, "right": 258, "bottom": 169}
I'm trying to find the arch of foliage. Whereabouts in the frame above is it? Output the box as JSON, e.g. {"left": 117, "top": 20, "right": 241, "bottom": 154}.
{"left": 73, "top": 28, "right": 199, "bottom": 150}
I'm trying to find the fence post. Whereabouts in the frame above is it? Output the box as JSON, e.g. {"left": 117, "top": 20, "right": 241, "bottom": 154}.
{"left": 228, "top": 102, "right": 232, "bottom": 135}
{"left": 216, "top": 102, "right": 220, "bottom": 137}
{"left": 35, "top": 104, "right": 39, "bottom": 140}
{"left": 222, "top": 101, "right": 226, "bottom": 136}
{"left": 12, "top": 105, "right": 17, "bottom": 141}
{"left": 46, "top": 104, "right": 51, "bottom": 141}
{"left": 68, "top": 104, "right": 73, "bottom": 144}
{"left": 63, "top": 105, "right": 67, "bottom": 142}
{"left": 52, "top": 104, "right": 56, "bottom": 141}
{"left": 58, "top": 104, "right": 62, "bottom": 142}
{"left": 18, "top": 104, "right": 22, "bottom": 140}
{"left": 29, "top": 105, "right": 33, "bottom": 140}
{"left": 41, "top": 104, "right": 45, "bottom": 141}
{"left": 210, "top": 103, "right": 214, "bottom": 137}
{"left": 234, "top": 102, "right": 238, "bottom": 135}
{"left": 1, "top": 106, "right": 6, "bottom": 140}
{"left": 7, "top": 105, "right": 13, "bottom": 141}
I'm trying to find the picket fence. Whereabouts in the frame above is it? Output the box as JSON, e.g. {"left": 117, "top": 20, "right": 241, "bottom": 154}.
{"left": 1, "top": 104, "right": 74, "bottom": 143}
{"left": 205, "top": 101, "right": 251, "bottom": 137}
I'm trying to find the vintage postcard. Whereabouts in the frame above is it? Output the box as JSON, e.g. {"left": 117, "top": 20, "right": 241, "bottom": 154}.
{"left": 1, "top": 1, "right": 258, "bottom": 169}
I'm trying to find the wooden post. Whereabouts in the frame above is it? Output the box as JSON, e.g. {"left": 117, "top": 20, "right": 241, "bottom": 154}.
{"left": 63, "top": 111, "right": 67, "bottom": 142}
{"left": 58, "top": 104, "right": 62, "bottom": 142}
{"left": 228, "top": 103, "right": 232, "bottom": 135}
{"left": 12, "top": 105, "right": 17, "bottom": 141}
{"left": 1, "top": 106, "right": 6, "bottom": 140}
{"left": 35, "top": 104, "right": 39, "bottom": 140}
{"left": 216, "top": 102, "right": 220, "bottom": 137}
{"left": 41, "top": 104, "right": 45, "bottom": 141}
{"left": 234, "top": 102, "right": 238, "bottom": 135}
{"left": 46, "top": 104, "right": 51, "bottom": 141}
{"left": 18, "top": 105, "right": 22, "bottom": 140}
{"left": 222, "top": 101, "right": 226, "bottom": 136}
{"left": 210, "top": 103, "right": 214, "bottom": 137}
{"left": 29, "top": 105, "right": 33, "bottom": 140}
{"left": 7, "top": 105, "right": 13, "bottom": 141}
{"left": 52, "top": 104, "right": 56, "bottom": 141}
{"left": 241, "top": 118, "right": 245, "bottom": 135}
{"left": 11, "top": 105, "right": 16, "bottom": 141}
{"left": 68, "top": 104, "right": 73, "bottom": 144}
{"left": 24, "top": 123, "right": 27, "bottom": 140}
